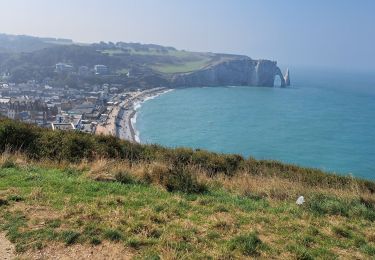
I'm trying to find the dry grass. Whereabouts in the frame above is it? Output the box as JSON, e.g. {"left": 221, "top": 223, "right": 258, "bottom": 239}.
{"left": 81, "top": 158, "right": 372, "bottom": 204}
{"left": 1, "top": 154, "right": 375, "bottom": 259}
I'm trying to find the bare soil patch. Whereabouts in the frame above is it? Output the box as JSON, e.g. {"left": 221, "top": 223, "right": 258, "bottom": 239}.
{"left": 0, "top": 232, "right": 15, "bottom": 260}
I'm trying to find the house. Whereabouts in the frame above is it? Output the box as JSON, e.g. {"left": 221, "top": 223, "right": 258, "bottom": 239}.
{"left": 51, "top": 122, "right": 75, "bottom": 131}
{"left": 55, "top": 63, "right": 74, "bottom": 73}
{"left": 94, "top": 65, "right": 109, "bottom": 75}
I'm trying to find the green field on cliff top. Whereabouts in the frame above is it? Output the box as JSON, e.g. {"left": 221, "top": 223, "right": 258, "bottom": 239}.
{"left": 0, "top": 118, "right": 375, "bottom": 259}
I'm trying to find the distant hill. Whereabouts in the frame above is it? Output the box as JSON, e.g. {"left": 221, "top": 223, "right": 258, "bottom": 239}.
{"left": 0, "top": 33, "right": 73, "bottom": 53}
{"left": 0, "top": 33, "right": 288, "bottom": 88}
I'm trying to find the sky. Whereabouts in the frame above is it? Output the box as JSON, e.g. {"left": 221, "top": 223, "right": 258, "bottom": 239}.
{"left": 1, "top": 0, "right": 375, "bottom": 71}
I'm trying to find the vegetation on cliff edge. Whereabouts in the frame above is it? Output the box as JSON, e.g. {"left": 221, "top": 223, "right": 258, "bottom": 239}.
{"left": 0, "top": 118, "right": 374, "bottom": 259}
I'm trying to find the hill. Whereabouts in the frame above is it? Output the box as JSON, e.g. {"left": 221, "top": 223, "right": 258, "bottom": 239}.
{"left": 0, "top": 33, "right": 74, "bottom": 53}
{"left": 0, "top": 33, "right": 287, "bottom": 88}
{"left": 0, "top": 118, "right": 374, "bottom": 259}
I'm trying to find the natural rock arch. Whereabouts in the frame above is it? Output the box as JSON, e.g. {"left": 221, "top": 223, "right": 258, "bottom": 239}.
{"left": 274, "top": 67, "right": 286, "bottom": 87}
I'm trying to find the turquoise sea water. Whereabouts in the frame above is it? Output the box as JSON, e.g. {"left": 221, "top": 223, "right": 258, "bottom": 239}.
{"left": 136, "top": 68, "right": 375, "bottom": 179}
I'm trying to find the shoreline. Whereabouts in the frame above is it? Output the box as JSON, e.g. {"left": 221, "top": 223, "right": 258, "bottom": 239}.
{"left": 129, "top": 88, "right": 174, "bottom": 143}
{"left": 96, "top": 87, "right": 172, "bottom": 143}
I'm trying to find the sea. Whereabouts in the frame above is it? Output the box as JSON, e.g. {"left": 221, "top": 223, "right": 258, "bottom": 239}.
{"left": 135, "top": 68, "right": 375, "bottom": 180}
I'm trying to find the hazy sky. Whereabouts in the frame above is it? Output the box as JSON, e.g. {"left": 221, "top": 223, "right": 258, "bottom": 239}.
{"left": 1, "top": 0, "right": 375, "bottom": 70}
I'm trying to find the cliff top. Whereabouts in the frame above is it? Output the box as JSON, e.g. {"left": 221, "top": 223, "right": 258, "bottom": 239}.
{"left": 0, "top": 118, "right": 374, "bottom": 259}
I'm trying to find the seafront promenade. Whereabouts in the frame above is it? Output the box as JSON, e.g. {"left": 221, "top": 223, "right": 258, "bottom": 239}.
{"left": 95, "top": 87, "right": 169, "bottom": 142}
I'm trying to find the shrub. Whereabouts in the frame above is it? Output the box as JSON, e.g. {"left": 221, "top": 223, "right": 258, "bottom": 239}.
{"left": 141, "top": 162, "right": 169, "bottom": 185}
{"left": 168, "top": 148, "right": 194, "bottom": 165}
{"left": 115, "top": 171, "right": 135, "bottom": 184}
{"left": 61, "top": 133, "right": 95, "bottom": 162}
{"left": 1, "top": 159, "right": 17, "bottom": 169}
{"left": 228, "top": 232, "right": 262, "bottom": 256}
{"left": 0, "top": 119, "right": 39, "bottom": 154}
{"left": 0, "top": 118, "right": 374, "bottom": 196}
{"left": 163, "top": 167, "right": 207, "bottom": 194}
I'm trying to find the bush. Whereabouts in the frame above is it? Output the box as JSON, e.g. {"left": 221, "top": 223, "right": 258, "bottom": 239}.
{"left": 0, "top": 120, "right": 39, "bottom": 154}
{"left": 1, "top": 159, "right": 17, "bottom": 169}
{"left": 0, "top": 118, "right": 374, "bottom": 196}
{"left": 228, "top": 232, "right": 262, "bottom": 256}
{"left": 115, "top": 171, "right": 135, "bottom": 184}
{"left": 163, "top": 167, "right": 207, "bottom": 194}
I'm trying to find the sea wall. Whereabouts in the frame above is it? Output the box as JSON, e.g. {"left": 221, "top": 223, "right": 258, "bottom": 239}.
{"left": 171, "top": 58, "right": 287, "bottom": 87}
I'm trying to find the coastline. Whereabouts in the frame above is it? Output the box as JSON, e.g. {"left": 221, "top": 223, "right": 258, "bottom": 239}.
{"left": 96, "top": 87, "right": 172, "bottom": 143}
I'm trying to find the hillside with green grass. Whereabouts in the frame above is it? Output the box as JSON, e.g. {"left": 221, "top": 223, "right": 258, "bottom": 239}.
{"left": 0, "top": 118, "right": 375, "bottom": 259}
{"left": 0, "top": 34, "right": 250, "bottom": 88}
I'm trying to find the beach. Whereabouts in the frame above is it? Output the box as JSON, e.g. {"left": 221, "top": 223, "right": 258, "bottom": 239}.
{"left": 95, "top": 87, "right": 171, "bottom": 142}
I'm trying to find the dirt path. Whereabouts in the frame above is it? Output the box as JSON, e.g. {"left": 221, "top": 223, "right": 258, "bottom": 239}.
{"left": 0, "top": 233, "right": 15, "bottom": 260}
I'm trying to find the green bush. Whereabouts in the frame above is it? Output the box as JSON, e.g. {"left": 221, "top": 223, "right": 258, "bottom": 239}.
{"left": 0, "top": 119, "right": 39, "bottom": 154}
{"left": 164, "top": 167, "right": 207, "bottom": 194}
{"left": 115, "top": 171, "right": 135, "bottom": 184}
{"left": 1, "top": 159, "right": 17, "bottom": 169}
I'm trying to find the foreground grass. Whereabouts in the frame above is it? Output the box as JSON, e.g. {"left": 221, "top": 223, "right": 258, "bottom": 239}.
{"left": 1, "top": 159, "right": 374, "bottom": 259}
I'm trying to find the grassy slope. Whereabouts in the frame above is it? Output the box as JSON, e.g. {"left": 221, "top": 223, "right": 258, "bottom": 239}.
{"left": 0, "top": 158, "right": 375, "bottom": 259}
{"left": 150, "top": 58, "right": 212, "bottom": 74}
{"left": 102, "top": 47, "right": 214, "bottom": 74}
{"left": 0, "top": 119, "right": 375, "bottom": 258}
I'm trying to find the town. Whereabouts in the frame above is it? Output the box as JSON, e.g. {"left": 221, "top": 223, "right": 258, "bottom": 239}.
{"left": 0, "top": 62, "right": 167, "bottom": 142}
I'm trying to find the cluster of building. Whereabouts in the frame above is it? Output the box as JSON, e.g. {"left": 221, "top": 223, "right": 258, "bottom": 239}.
{"left": 0, "top": 80, "right": 127, "bottom": 134}
{"left": 55, "top": 63, "right": 109, "bottom": 76}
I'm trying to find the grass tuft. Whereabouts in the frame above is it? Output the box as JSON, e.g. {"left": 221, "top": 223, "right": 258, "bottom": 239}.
{"left": 60, "top": 230, "right": 80, "bottom": 245}
{"left": 104, "top": 229, "right": 123, "bottom": 242}
{"left": 228, "top": 232, "right": 263, "bottom": 256}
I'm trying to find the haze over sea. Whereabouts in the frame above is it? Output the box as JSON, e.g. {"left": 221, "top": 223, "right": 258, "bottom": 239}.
{"left": 136, "top": 68, "right": 375, "bottom": 180}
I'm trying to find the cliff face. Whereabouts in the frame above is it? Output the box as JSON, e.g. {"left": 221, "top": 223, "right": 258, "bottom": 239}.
{"left": 171, "top": 57, "right": 288, "bottom": 87}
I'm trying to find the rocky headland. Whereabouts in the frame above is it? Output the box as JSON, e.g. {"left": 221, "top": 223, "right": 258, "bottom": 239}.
{"left": 170, "top": 57, "right": 290, "bottom": 88}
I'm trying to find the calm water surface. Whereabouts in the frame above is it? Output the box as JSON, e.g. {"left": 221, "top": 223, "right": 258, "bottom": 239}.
{"left": 136, "top": 68, "right": 375, "bottom": 179}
